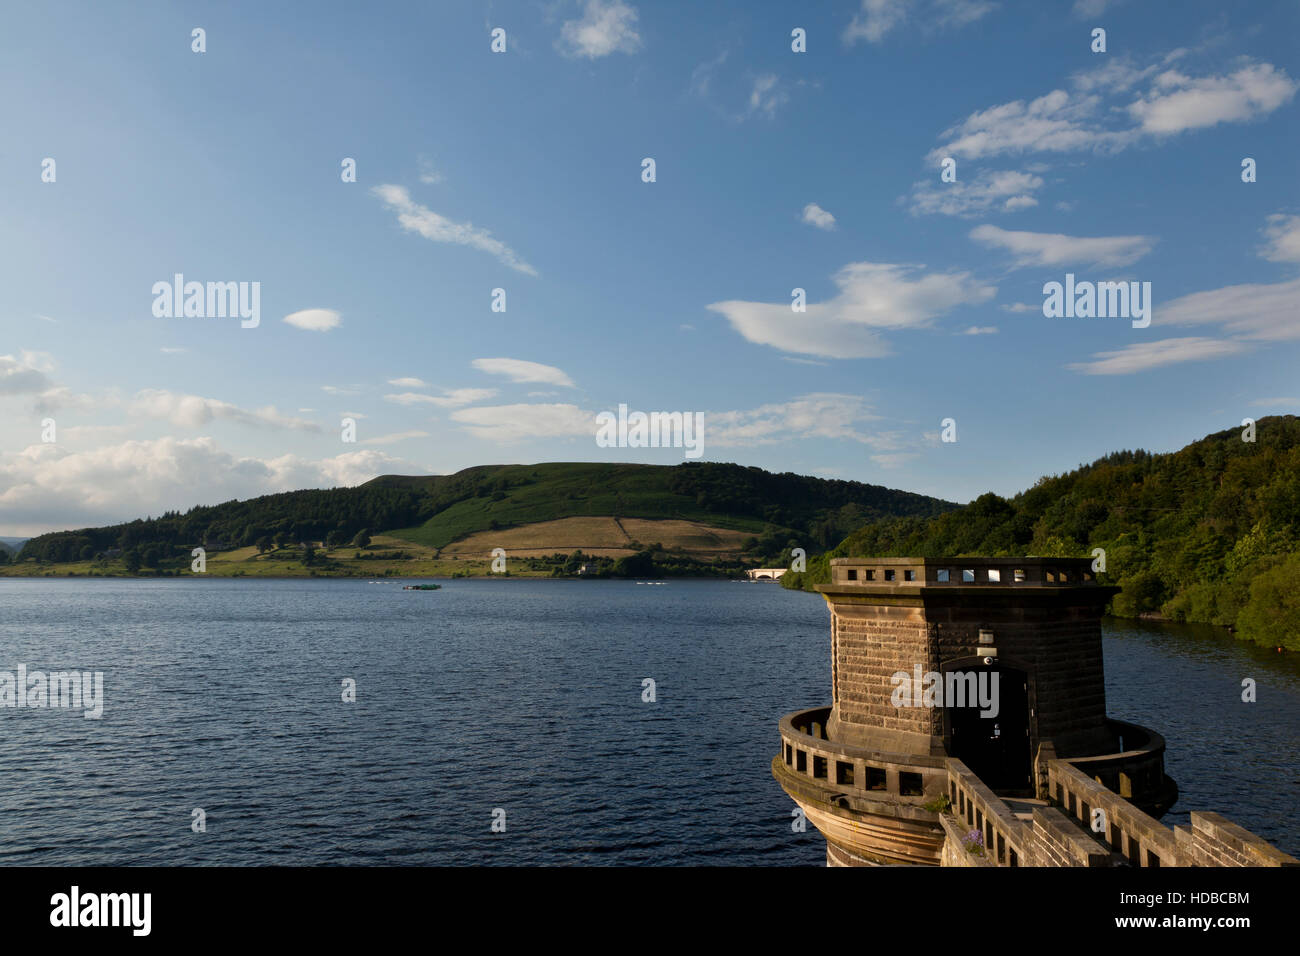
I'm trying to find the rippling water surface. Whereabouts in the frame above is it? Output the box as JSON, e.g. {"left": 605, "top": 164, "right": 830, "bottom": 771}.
{"left": 0, "top": 578, "right": 1295, "bottom": 864}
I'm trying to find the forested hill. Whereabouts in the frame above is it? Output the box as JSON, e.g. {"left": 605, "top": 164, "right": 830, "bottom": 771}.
{"left": 11, "top": 461, "right": 955, "bottom": 564}
{"left": 783, "top": 416, "right": 1300, "bottom": 650}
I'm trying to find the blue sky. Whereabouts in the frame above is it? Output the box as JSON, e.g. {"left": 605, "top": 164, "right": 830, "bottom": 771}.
{"left": 2, "top": 0, "right": 1298, "bottom": 534}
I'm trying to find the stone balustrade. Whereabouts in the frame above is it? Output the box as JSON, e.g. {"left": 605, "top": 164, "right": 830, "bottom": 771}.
{"left": 778, "top": 706, "right": 948, "bottom": 809}
{"left": 827, "top": 556, "right": 1103, "bottom": 589}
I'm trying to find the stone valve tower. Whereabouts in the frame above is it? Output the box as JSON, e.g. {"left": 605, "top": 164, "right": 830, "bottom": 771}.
{"left": 773, "top": 557, "right": 1297, "bottom": 868}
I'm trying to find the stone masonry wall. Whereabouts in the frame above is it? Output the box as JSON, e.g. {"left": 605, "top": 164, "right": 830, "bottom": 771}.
{"left": 828, "top": 603, "right": 936, "bottom": 753}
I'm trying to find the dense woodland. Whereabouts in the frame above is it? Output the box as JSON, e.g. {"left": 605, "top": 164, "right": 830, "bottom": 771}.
{"left": 782, "top": 416, "right": 1300, "bottom": 650}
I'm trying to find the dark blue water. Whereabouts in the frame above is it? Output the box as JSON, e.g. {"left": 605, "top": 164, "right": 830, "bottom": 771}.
{"left": 0, "top": 579, "right": 1295, "bottom": 864}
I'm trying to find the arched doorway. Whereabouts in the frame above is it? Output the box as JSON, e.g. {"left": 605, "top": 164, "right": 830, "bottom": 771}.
{"left": 941, "top": 658, "right": 1032, "bottom": 794}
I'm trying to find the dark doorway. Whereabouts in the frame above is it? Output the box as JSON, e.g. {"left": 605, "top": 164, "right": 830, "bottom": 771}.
{"left": 943, "top": 660, "right": 1031, "bottom": 793}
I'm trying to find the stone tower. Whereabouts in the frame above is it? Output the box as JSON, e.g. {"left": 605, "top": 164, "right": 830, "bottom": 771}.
{"left": 773, "top": 557, "right": 1179, "bottom": 866}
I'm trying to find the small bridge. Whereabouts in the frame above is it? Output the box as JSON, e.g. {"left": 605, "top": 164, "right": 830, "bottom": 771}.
{"left": 746, "top": 568, "right": 787, "bottom": 580}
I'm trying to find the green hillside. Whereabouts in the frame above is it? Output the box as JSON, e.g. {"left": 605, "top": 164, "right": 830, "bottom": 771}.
{"left": 382, "top": 462, "right": 952, "bottom": 550}
{"left": 783, "top": 416, "right": 1300, "bottom": 650}
{"left": 10, "top": 461, "right": 955, "bottom": 568}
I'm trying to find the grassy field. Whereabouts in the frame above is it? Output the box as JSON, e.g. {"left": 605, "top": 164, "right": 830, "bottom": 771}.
{"left": 384, "top": 463, "right": 772, "bottom": 550}
{"left": 438, "top": 516, "right": 752, "bottom": 558}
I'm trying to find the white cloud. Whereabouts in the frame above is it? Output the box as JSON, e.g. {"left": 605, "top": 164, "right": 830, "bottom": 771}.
{"left": 801, "top": 202, "right": 837, "bottom": 230}
{"left": 929, "top": 89, "right": 1117, "bottom": 163}
{"left": 689, "top": 49, "right": 729, "bottom": 98}
{"left": 1001, "top": 302, "right": 1038, "bottom": 313}
{"left": 129, "top": 389, "right": 320, "bottom": 431}
{"left": 387, "top": 377, "right": 428, "bottom": 388}
{"left": 372, "top": 184, "right": 538, "bottom": 276}
{"left": 0, "top": 352, "right": 55, "bottom": 395}
{"left": 909, "top": 169, "right": 1044, "bottom": 217}
{"left": 1128, "top": 63, "right": 1297, "bottom": 135}
{"left": 970, "top": 224, "right": 1155, "bottom": 268}
{"left": 961, "top": 326, "right": 999, "bottom": 335}
{"left": 160, "top": 347, "right": 188, "bottom": 354}
{"left": 708, "top": 261, "right": 996, "bottom": 359}
{"left": 321, "top": 384, "right": 364, "bottom": 396}
{"left": 558, "top": 0, "right": 642, "bottom": 59}
{"left": 1067, "top": 337, "right": 1247, "bottom": 375}
{"left": 283, "top": 309, "right": 341, "bottom": 332}
{"left": 1259, "top": 214, "right": 1300, "bottom": 264}
{"left": 443, "top": 393, "right": 911, "bottom": 454}
{"left": 450, "top": 403, "right": 598, "bottom": 442}
{"left": 845, "top": 0, "right": 908, "bottom": 43}
{"left": 929, "top": 59, "right": 1295, "bottom": 163}
{"left": 844, "top": 0, "right": 994, "bottom": 45}
{"left": 33, "top": 387, "right": 102, "bottom": 415}
{"left": 417, "top": 156, "right": 444, "bottom": 185}
{"left": 1158, "top": 276, "right": 1300, "bottom": 342}
{"left": 0, "top": 437, "right": 427, "bottom": 535}
{"left": 471, "top": 358, "right": 575, "bottom": 387}
{"left": 383, "top": 392, "right": 441, "bottom": 407}
{"left": 384, "top": 387, "right": 498, "bottom": 408}
{"left": 747, "top": 74, "right": 789, "bottom": 118}
{"left": 706, "top": 394, "right": 889, "bottom": 447}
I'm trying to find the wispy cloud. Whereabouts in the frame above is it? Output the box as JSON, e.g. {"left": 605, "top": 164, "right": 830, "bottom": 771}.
{"left": 471, "top": 358, "right": 575, "bottom": 387}
{"left": 372, "top": 184, "right": 538, "bottom": 276}
{"left": 708, "top": 262, "right": 996, "bottom": 359}
{"left": 928, "top": 58, "right": 1296, "bottom": 163}
{"left": 0, "top": 352, "right": 56, "bottom": 396}
{"left": 129, "top": 389, "right": 321, "bottom": 431}
{"left": 451, "top": 403, "right": 597, "bottom": 442}
{"left": 1259, "top": 214, "right": 1300, "bottom": 263}
{"left": 1067, "top": 337, "right": 1247, "bottom": 375}
{"left": 909, "top": 169, "right": 1044, "bottom": 217}
{"left": 747, "top": 74, "right": 789, "bottom": 118}
{"left": 844, "top": 0, "right": 995, "bottom": 45}
{"left": 1158, "top": 276, "right": 1300, "bottom": 342}
{"left": 384, "top": 387, "right": 499, "bottom": 408}
{"left": 417, "top": 156, "right": 444, "bottom": 185}
{"left": 970, "top": 224, "right": 1156, "bottom": 268}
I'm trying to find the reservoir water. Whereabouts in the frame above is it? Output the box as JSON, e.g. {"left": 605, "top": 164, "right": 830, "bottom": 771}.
{"left": 0, "top": 578, "right": 1295, "bottom": 865}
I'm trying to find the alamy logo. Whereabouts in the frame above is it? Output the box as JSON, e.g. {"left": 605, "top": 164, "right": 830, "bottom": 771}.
{"left": 152, "top": 273, "right": 261, "bottom": 328}
{"left": 0, "top": 664, "right": 103, "bottom": 718}
{"left": 890, "top": 666, "right": 1000, "bottom": 718}
{"left": 1042, "top": 273, "right": 1151, "bottom": 328}
{"left": 50, "top": 886, "right": 150, "bottom": 936}
{"left": 595, "top": 404, "right": 704, "bottom": 459}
